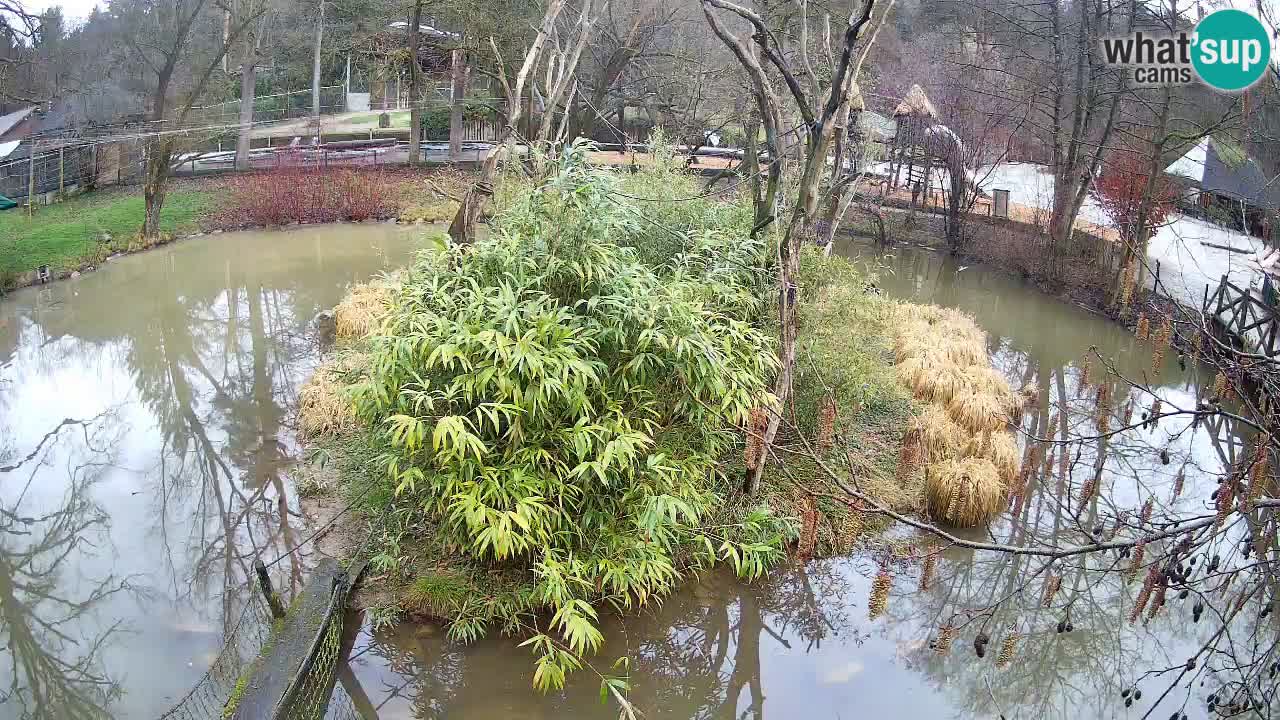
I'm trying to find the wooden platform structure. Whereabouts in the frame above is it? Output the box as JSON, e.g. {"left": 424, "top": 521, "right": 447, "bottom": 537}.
{"left": 1205, "top": 274, "right": 1280, "bottom": 358}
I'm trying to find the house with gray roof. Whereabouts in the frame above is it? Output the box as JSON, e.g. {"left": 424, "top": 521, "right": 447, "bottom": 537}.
{"left": 1164, "top": 137, "right": 1280, "bottom": 237}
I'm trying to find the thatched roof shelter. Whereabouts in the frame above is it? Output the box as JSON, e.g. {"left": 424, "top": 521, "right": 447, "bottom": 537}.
{"left": 893, "top": 84, "right": 938, "bottom": 119}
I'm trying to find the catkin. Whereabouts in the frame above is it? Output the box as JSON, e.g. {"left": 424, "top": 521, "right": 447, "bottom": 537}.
{"left": 1140, "top": 497, "right": 1154, "bottom": 526}
{"left": 1080, "top": 355, "right": 1093, "bottom": 389}
{"left": 1120, "top": 261, "right": 1138, "bottom": 307}
{"left": 817, "top": 394, "right": 837, "bottom": 452}
{"left": 1042, "top": 575, "right": 1062, "bottom": 608}
{"left": 1095, "top": 384, "right": 1112, "bottom": 432}
{"left": 1152, "top": 318, "right": 1172, "bottom": 371}
{"left": 1248, "top": 437, "right": 1272, "bottom": 509}
{"left": 920, "top": 553, "right": 937, "bottom": 591}
{"left": 1136, "top": 314, "right": 1151, "bottom": 340}
{"left": 1127, "top": 541, "right": 1146, "bottom": 582}
{"left": 996, "top": 631, "right": 1019, "bottom": 668}
{"left": 869, "top": 569, "right": 892, "bottom": 620}
{"left": 1123, "top": 399, "right": 1134, "bottom": 426}
{"left": 1172, "top": 466, "right": 1185, "bottom": 501}
{"left": 1130, "top": 565, "right": 1158, "bottom": 623}
{"left": 936, "top": 625, "right": 956, "bottom": 655}
{"left": 1149, "top": 397, "right": 1162, "bottom": 427}
{"left": 1216, "top": 480, "right": 1236, "bottom": 529}
{"left": 1147, "top": 581, "right": 1168, "bottom": 621}
{"left": 1212, "top": 371, "right": 1230, "bottom": 401}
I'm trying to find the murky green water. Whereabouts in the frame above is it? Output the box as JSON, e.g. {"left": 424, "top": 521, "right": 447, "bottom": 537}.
{"left": 0, "top": 223, "right": 424, "bottom": 719}
{"left": 334, "top": 240, "right": 1252, "bottom": 720}
{"left": 0, "top": 231, "right": 1252, "bottom": 719}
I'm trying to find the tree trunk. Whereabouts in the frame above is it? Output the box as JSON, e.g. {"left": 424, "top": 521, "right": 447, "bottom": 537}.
{"left": 311, "top": 0, "right": 325, "bottom": 120}
{"left": 235, "top": 57, "right": 257, "bottom": 170}
{"left": 142, "top": 138, "right": 174, "bottom": 239}
{"left": 407, "top": 0, "right": 423, "bottom": 165}
{"left": 449, "top": 49, "right": 466, "bottom": 159}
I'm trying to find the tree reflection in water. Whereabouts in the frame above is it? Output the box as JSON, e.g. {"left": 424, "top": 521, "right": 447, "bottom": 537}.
{"left": 0, "top": 413, "right": 133, "bottom": 719}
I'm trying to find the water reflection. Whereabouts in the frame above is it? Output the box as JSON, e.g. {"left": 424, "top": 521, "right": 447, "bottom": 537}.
{"left": 0, "top": 223, "right": 423, "bottom": 718}
{"left": 0, "top": 413, "right": 128, "bottom": 719}
{"left": 335, "top": 240, "right": 1255, "bottom": 720}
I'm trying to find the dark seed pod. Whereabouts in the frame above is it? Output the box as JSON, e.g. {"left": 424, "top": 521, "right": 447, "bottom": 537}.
{"left": 1186, "top": 657, "right": 1196, "bottom": 670}
{"left": 1057, "top": 619, "right": 1067, "bottom": 634}
{"left": 1122, "top": 689, "right": 1131, "bottom": 699}
{"left": 1125, "top": 698, "right": 1133, "bottom": 708}
{"left": 1161, "top": 449, "right": 1170, "bottom": 465}
{"left": 974, "top": 633, "right": 988, "bottom": 658}
{"left": 1208, "top": 693, "right": 1217, "bottom": 704}
{"left": 1134, "top": 690, "right": 1142, "bottom": 700}
{"left": 1121, "top": 546, "right": 1131, "bottom": 558}
{"left": 1094, "top": 524, "right": 1105, "bottom": 537}
{"left": 1179, "top": 589, "right": 1189, "bottom": 600}
{"left": 1065, "top": 622, "right": 1074, "bottom": 632}
{"left": 1210, "top": 555, "right": 1220, "bottom": 571}
{"left": 1261, "top": 604, "right": 1272, "bottom": 618}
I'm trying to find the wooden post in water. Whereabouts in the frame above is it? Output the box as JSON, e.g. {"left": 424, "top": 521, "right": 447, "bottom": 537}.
{"left": 255, "top": 559, "right": 288, "bottom": 619}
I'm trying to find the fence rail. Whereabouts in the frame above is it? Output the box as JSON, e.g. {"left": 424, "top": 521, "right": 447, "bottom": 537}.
{"left": 1206, "top": 275, "right": 1280, "bottom": 358}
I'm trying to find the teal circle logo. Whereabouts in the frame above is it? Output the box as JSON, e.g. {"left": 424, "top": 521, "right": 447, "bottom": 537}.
{"left": 1192, "top": 9, "right": 1271, "bottom": 91}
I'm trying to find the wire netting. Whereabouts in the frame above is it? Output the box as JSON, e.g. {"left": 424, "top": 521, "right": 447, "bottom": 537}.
{"left": 156, "top": 595, "right": 276, "bottom": 720}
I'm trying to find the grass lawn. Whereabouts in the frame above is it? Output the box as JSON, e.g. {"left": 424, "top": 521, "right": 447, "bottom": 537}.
{"left": 0, "top": 188, "right": 217, "bottom": 285}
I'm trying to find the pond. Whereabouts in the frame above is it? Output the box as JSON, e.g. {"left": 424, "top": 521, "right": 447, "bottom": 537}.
{"left": 0, "top": 230, "right": 1252, "bottom": 719}
{"left": 0, "top": 222, "right": 425, "bottom": 719}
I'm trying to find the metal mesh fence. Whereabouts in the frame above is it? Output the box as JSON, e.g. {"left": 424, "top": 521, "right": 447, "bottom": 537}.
{"left": 156, "top": 595, "right": 276, "bottom": 720}
{"left": 190, "top": 87, "right": 348, "bottom": 127}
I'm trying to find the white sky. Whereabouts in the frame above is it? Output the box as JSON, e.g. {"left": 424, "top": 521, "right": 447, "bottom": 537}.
{"left": 25, "top": 0, "right": 100, "bottom": 23}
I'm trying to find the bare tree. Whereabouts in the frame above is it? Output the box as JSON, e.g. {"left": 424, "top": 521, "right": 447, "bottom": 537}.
{"left": 702, "top": 0, "right": 878, "bottom": 494}
{"left": 115, "top": 0, "right": 266, "bottom": 239}
{"left": 447, "top": 0, "right": 568, "bottom": 244}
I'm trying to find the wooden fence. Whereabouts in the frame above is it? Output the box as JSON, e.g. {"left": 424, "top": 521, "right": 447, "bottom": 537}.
{"left": 1205, "top": 275, "right": 1280, "bottom": 358}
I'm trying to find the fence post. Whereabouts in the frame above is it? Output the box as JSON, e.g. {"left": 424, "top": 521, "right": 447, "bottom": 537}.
{"left": 27, "top": 149, "right": 35, "bottom": 216}
{"left": 254, "top": 559, "right": 287, "bottom": 619}
{"left": 58, "top": 146, "right": 65, "bottom": 196}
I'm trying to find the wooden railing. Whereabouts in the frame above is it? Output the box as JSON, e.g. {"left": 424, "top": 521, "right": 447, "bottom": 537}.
{"left": 1205, "top": 275, "right": 1280, "bottom": 357}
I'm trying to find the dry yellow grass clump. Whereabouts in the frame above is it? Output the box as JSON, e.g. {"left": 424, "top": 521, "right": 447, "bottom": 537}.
{"left": 891, "top": 303, "right": 1020, "bottom": 527}
{"left": 926, "top": 458, "right": 1006, "bottom": 528}
{"left": 299, "top": 361, "right": 360, "bottom": 437}
{"left": 334, "top": 280, "right": 396, "bottom": 340}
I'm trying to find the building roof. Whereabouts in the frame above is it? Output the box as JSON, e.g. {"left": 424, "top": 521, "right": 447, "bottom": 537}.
{"left": 1164, "top": 137, "right": 1280, "bottom": 209}
{"left": 387, "top": 21, "right": 460, "bottom": 41}
{"left": 859, "top": 110, "right": 896, "bottom": 139}
{"left": 893, "top": 84, "right": 938, "bottom": 119}
{"left": 0, "top": 106, "right": 34, "bottom": 139}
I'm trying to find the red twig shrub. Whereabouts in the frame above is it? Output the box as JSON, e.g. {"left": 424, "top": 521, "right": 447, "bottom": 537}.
{"left": 1093, "top": 151, "right": 1177, "bottom": 244}
{"left": 224, "top": 166, "right": 396, "bottom": 226}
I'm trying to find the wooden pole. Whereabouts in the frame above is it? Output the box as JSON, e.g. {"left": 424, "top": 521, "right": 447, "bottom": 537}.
{"left": 58, "top": 146, "right": 65, "bottom": 196}
{"left": 27, "top": 145, "right": 35, "bottom": 216}
{"left": 254, "top": 559, "right": 287, "bottom": 619}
